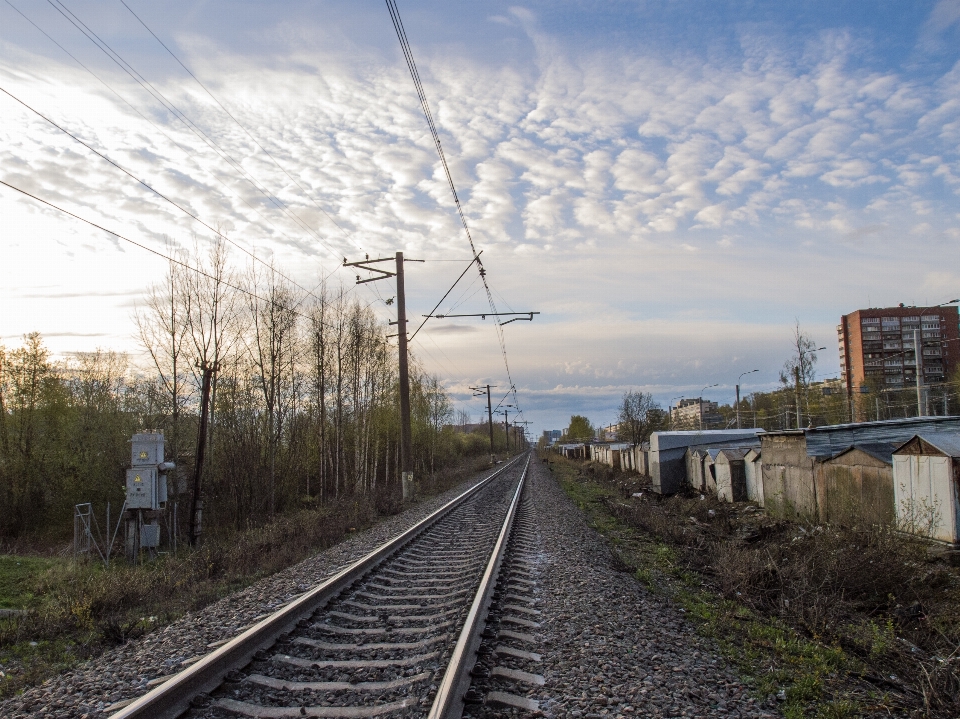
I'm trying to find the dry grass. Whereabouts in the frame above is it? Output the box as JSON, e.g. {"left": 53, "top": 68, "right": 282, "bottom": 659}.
{"left": 0, "top": 454, "right": 494, "bottom": 699}
{"left": 562, "top": 458, "right": 960, "bottom": 718}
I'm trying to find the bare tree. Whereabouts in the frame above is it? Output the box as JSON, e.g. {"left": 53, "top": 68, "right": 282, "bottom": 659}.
{"left": 616, "top": 390, "right": 668, "bottom": 445}
{"left": 780, "top": 321, "right": 819, "bottom": 428}
{"left": 246, "top": 260, "right": 300, "bottom": 515}
{"left": 425, "top": 375, "right": 452, "bottom": 475}
{"left": 135, "top": 243, "right": 192, "bottom": 490}
{"left": 181, "top": 234, "right": 243, "bottom": 480}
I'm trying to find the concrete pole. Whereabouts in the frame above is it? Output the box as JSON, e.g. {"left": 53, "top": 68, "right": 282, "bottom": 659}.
{"left": 504, "top": 408, "right": 509, "bottom": 452}
{"left": 188, "top": 362, "right": 214, "bottom": 546}
{"left": 794, "top": 365, "right": 802, "bottom": 429}
{"left": 737, "top": 385, "right": 740, "bottom": 429}
{"left": 914, "top": 328, "right": 923, "bottom": 417}
{"left": 486, "top": 385, "right": 494, "bottom": 454}
{"left": 396, "top": 252, "right": 414, "bottom": 499}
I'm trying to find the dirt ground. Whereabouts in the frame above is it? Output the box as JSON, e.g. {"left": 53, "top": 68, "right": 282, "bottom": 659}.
{"left": 545, "top": 455, "right": 960, "bottom": 719}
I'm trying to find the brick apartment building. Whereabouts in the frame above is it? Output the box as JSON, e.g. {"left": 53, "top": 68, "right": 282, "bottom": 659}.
{"left": 838, "top": 305, "right": 960, "bottom": 395}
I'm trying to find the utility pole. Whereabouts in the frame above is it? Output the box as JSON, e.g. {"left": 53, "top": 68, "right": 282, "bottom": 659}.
{"left": 504, "top": 407, "right": 509, "bottom": 451}
{"left": 470, "top": 384, "right": 496, "bottom": 455}
{"left": 794, "top": 365, "right": 802, "bottom": 430}
{"left": 913, "top": 327, "right": 923, "bottom": 417}
{"left": 486, "top": 386, "right": 493, "bottom": 453}
{"left": 344, "top": 252, "right": 424, "bottom": 499}
{"left": 189, "top": 360, "right": 217, "bottom": 546}
{"left": 736, "top": 369, "right": 758, "bottom": 430}
{"left": 516, "top": 420, "right": 532, "bottom": 449}
{"left": 395, "top": 253, "right": 413, "bottom": 496}
{"left": 699, "top": 384, "right": 718, "bottom": 430}
{"left": 496, "top": 404, "right": 514, "bottom": 452}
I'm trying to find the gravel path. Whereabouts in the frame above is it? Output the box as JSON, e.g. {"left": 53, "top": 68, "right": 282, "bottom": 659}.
{"left": 0, "top": 463, "right": 503, "bottom": 719}
{"left": 520, "top": 459, "right": 781, "bottom": 719}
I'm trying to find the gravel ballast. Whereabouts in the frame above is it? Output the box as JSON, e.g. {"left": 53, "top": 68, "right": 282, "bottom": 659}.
{"left": 2, "top": 456, "right": 782, "bottom": 718}
{"left": 0, "top": 463, "right": 504, "bottom": 719}
{"left": 513, "top": 459, "right": 781, "bottom": 719}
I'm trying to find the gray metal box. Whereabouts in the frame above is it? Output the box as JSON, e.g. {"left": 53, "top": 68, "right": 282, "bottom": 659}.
{"left": 140, "top": 523, "right": 160, "bottom": 548}
{"left": 131, "top": 432, "right": 164, "bottom": 466}
{"left": 126, "top": 467, "right": 158, "bottom": 509}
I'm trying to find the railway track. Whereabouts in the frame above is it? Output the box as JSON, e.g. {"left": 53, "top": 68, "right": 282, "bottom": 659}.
{"left": 110, "top": 452, "right": 537, "bottom": 719}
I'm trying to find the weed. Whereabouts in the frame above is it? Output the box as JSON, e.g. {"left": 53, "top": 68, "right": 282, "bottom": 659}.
{"left": 543, "top": 453, "right": 960, "bottom": 718}
{"left": 0, "top": 456, "right": 492, "bottom": 699}
{"left": 816, "top": 699, "right": 859, "bottom": 719}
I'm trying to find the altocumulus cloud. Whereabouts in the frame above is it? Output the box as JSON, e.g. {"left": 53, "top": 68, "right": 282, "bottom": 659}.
{"left": 1, "top": 1, "right": 960, "bottom": 432}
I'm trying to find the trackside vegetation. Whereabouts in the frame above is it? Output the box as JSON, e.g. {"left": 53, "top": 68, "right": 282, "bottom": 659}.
{"left": 0, "top": 241, "right": 512, "bottom": 697}
{"left": 545, "top": 453, "right": 960, "bottom": 719}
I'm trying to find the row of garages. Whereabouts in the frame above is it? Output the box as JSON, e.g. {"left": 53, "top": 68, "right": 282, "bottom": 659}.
{"left": 557, "top": 417, "right": 960, "bottom": 544}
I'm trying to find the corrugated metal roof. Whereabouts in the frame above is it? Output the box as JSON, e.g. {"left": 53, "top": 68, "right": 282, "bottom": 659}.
{"left": 650, "top": 429, "right": 764, "bottom": 451}
{"left": 689, "top": 441, "right": 760, "bottom": 454}
{"left": 827, "top": 442, "right": 897, "bottom": 465}
{"left": 893, "top": 432, "right": 960, "bottom": 458}
{"left": 801, "top": 417, "right": 960, "bottom": 457}
{"left": 716, "top": 448, "right": 747, "bottom": 462}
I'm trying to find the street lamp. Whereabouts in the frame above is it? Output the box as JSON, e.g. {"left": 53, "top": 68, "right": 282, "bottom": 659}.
{"left": 795, "top": 346, "right": 826, "bottom": 429}
{"left": 699, "top": 384, "right": 719, "bottom": 430}
{"left": 915, "top": 300, "right": 959, "bottom": 417}
{"left": 736, "top": 370, "right": 759, "bottom": 429}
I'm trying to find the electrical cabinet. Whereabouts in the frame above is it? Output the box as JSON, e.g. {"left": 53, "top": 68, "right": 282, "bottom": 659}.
{"left": 140, "top": 523, "right": 160, "bottom": 548}
{"left": 126, "top": 467, "right": 159, "bottom": 510}
{"left": 130, "top": 432, "right": 165, "bottom": 466}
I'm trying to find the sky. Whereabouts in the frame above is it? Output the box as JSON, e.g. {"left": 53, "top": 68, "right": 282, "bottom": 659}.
{"left": 2, "top": 0, "right": 960, "bottom": 436}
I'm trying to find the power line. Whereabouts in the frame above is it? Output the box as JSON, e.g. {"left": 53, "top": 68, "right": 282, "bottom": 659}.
{"left": 384, "top": 0, "right": 525, "bottom": 421}
{"left": 1, "top": 179, "right": 294, "bottom": 315}
{"left": 4, "top": 0, "right": 353, "bottom": 280}
{"left": 0, "top": 84, "right": 348, "bottom": 322}
{"left": 116, "top": 0, "right": 358, "bottom": 249}
{"left": 409, "top": 254, "right": 479, "bottom": 342}
{"left": 0, "top": 179, "right": 362, "bottom": 334}
{"left": 46, "top": 0, "right": 345, "bottom": 263}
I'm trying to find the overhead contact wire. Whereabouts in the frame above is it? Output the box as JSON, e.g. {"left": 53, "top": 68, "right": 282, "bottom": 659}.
{"left": 385, "top": 0, "right": 524, "bottom": 418}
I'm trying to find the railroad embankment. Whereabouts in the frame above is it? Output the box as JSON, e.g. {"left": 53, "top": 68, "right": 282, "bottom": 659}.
{"left": 0, "top": 453, "right": 502, "bottom": 704}
{"left": 545, "top": 453, "right": 960, "bottom": 719}
{"left": 521, "top": 457, "right": 779, "bottom": 719}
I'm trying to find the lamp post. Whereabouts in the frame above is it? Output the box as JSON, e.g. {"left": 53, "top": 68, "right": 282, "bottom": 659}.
{"left": 795, "top": 346, "right": 826, "bottom": 429}
{"left": 915, "top": 300, "right": 959, "bottom": 417}
{"left": 736, "top": 370, "right": 759, "bottom": 429}
{"left": 699, "top": 384, "right": 719, "bottom": 430}
{"left": 669, "top": 396, "right": 684, "bottom": 429}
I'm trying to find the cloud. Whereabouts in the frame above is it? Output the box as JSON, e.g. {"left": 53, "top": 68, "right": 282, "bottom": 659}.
{"left": 3, "top": 2, "right": 960, "bottom": 433}
{"left": 425, "top": 324, "right": 478, "bottom": 335}
{"left": 1, "top": 332, "right": 109, "bottom": 339}
{"left": 21, "top": 290, "right": 144, "bottom": 299}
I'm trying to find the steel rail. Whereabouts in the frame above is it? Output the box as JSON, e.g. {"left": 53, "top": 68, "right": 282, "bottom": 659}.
{"left": 109, "top": 454, "right": 527, "bottom": 719}
{"left": 428, "top": 451, "right": 531, "bottom": 719}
